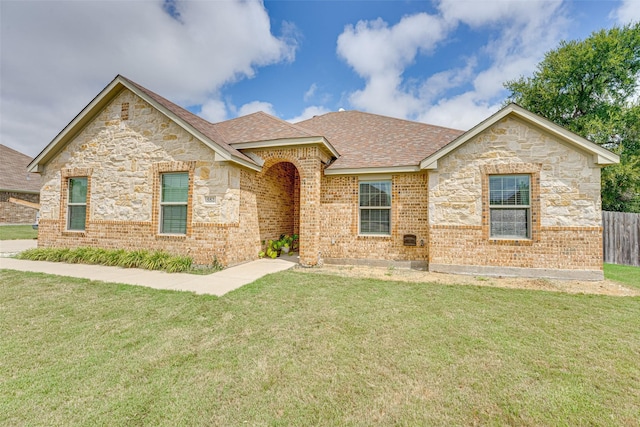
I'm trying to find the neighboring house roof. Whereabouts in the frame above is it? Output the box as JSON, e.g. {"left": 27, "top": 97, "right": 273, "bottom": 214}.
{"left": 297, "top": 111, "right": 464, "bottom": 174}
{"left": 0, "top": 144, "right": 41, "bottom": 193}
{"left": 420, "top": 103, "right": 620, "bottom": 169}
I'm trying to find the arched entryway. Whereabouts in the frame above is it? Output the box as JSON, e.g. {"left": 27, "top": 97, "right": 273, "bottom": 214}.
{"left": 256, "top": 161, "right": 300, "bottom": 254}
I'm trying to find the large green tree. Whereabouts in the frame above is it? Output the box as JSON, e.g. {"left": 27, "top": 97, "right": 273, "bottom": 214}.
{"left": 505, "top": 23, "right": 640, "bottom": 212}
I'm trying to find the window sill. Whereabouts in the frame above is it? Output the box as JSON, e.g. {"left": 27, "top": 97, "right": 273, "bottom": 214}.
{"left": 156, "top": 233, "right": 187, "bottom": 240}
{"left": 488, "top": 238, "right": 533, "bottom": 246}
{"left": 62, "top": 230, "right": 86, "bottom": 237}
{"left": 357, "top": 234, "right": 392, "bottom": 239}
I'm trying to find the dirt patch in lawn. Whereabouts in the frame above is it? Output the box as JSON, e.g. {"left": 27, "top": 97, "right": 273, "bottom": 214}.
{"left": 295, "top": 264, "right": 640, "bottom": 297}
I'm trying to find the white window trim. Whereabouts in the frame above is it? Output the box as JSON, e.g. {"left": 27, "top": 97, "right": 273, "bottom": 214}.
{"left": 358, "top": 179, "right": 392, "bottom": 236}
{"left": 67, "top": 177, "right": 87, "bottom": 231}
{"left": 489, "top": 175, "right": 531, "bottom": 240}
{"left": 159, "top": 172, "right": 189, "bottom": 235}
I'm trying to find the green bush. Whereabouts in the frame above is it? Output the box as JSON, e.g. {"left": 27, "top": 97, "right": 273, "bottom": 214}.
{"left": 140, "top": 251, "right": 171, "bottom": 271}
{"left": 165, "top": 255, "right": 192, "bottom": 273}
{"left": 17, "top": 247, "right": 196, "bottom": 274}
{"left": 118, "top": 249, "right": 150, "bottom": 269}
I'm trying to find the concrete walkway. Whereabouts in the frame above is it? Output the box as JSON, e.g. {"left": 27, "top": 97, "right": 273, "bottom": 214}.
{"left": 0, "top": 240, "right": 297, "bottom": 296}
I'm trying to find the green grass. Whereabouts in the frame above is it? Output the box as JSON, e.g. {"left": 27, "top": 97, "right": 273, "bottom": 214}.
{"left": 0, "top": 224, "right": 37, "bottom": 240}
{"left": 1, "top": 269, "right": 639, "bottom": 426}
{"left": 604, "top": 263, "right": 640, "bottom": 289}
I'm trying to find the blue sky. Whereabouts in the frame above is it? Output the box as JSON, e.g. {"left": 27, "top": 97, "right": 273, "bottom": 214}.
{"left": 1, "top": 0, "right": 638, "bottom": 157}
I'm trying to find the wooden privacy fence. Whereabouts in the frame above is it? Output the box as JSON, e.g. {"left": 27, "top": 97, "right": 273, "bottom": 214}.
{"left": 602, "top": 211, "right": 640, "bottom": 267}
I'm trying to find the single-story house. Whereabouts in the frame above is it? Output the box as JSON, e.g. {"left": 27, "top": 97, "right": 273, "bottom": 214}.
{"left": 28, "top": 75, "right": 619, "bottom": 280}
{"left": 1, "top": 144, "right": 41, "bottom": 224}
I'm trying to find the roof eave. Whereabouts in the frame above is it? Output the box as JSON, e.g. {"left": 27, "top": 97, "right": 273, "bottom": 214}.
{"left": 123, "top": 80, "right": 256, "bottom": 167}
{"left": 419, "top": 103, "right": 620, "bottom": 170}
{"left": 28, "top": 77, "right": 126, "bottom": 172}
{"left": 232, "top": 136, "right": 340, "bottom": 159}
{"left": 324, "top": 165, "right": 421, "bottom": 176}
{"left": 28, "top": 75, "right": 257, "bottom": 172}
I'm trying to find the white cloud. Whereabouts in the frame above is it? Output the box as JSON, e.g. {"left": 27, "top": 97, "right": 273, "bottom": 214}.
{"left": 237, "top": 101, "right": 276, "bottom": 117}
{"left": 0, "top": 0, "right": 296, "bottom": 156}
{"left": 611, "top": 0, "right": 640, "bottom": 24}
{"left": 287, "top": 106, "right": 332, "bottom": 123}
{"left": 416, "top": 93, "right": 499, "bottom": 130}
{"left": 335, "top": 0, "right": 568, "bottom": 129}
{"left": 337, "top": 13, "right": 451, "bottom": 118}
{"left": 199, "top": 100, "right": 228, "bottom": 123}
{"left": 304, "top": 83, "right": 318, "bottom": 102}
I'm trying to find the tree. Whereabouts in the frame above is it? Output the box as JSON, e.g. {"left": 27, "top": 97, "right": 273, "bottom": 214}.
{"left": 505, "top": 23, "right": 640, "bottom": 212}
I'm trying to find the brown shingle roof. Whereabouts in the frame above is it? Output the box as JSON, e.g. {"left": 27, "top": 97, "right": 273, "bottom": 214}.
{"left": 214, "top": 111, "right": 318, "bottom": 144}
{"left": 297, "top": 111, "right": 464, "bottom": 170}
{"left": 0, "top": 144, "right": 41, "bottom": 193}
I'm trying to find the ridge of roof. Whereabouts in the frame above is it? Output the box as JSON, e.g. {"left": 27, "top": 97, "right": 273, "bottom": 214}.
{"left": 297, "top": 110, "right": 465, "bottom": 170}
{"left": 213, "top": 111, "right": 320, "bottom": 144}
{"left": 298, "top": 109, "right": 463, "bottom": 134}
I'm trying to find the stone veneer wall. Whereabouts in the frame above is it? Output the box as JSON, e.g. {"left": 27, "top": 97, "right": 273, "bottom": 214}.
{"left": 37, "top": 89, "right": 246, "bottom": 266}
{"left": 0, "top": 191, "right": 39, "bottom": 224}
{"left": 319, "top": 173, "right": 429, "bottom": 267}
{"left": 428, "top": 116, "right": 604, "bottom": 279}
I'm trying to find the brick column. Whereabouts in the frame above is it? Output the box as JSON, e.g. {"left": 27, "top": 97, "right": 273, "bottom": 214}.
{"left": 298, "top": 158, "right": 321, "bottom": 266}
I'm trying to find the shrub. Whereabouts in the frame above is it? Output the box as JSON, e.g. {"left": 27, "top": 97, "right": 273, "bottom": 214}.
{"left": 165, "top": 255, "right": 192, "bottom": 273}
{"left": 16, "top": 247, "right": 196, "bottom": 274}
{"left": 118, "top": 250, "right": 150, "bottom": 269}
{"left": 141, "top": 251, "right": 171, "bottom": 271}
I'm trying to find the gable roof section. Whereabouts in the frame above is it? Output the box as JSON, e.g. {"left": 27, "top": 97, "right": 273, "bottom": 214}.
{"left": 28, "top": 75, "right": 260, "bottom": 173}
{"left": 420, "top": 103, "right": 620, "bottom": 170}
{"left": 213, "top": 111, "right": 339, "bottom": 158}
{"left": 297, "top": 110, "right": 464, "bottom": 174}
{"left": 0, "top": 145, "right": 41, "bottom": 193}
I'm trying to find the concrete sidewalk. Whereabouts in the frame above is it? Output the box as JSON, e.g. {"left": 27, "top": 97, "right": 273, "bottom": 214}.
{"left": 0, "top": 240, "right": 297, "bottom": 296}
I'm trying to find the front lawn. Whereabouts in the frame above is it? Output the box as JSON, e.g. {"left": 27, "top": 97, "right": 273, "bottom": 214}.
{"left": 604, "top": 263, "right": 640, "bottom": 289}
{"left": 1, "top": 269, "right": 638, "bottom": 425}
{"left": 0, "top": 224, "right": 37, "bottom": 240}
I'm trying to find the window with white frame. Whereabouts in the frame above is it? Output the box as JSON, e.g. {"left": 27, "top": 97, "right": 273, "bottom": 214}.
{"left": 160, "top": 172, "right": 189, "bottom": 234}
{"left": 359, "top": 180, "right": 391, "bottom": 235}
{"left": 67, "top": 177, "right": 88, "bottom": 231}
{"left": 489, "top": 175, "right": 531, "bottom": 239}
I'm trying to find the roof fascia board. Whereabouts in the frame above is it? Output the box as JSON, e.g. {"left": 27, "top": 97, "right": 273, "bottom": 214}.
{"left": 228, "top": 154, "right": 262, "bottom": 172}
{"left": 420, "top": 104, "right": 619, "bottom": 170}
{"left": 233, "top": 136, "right": 340, "bottom": 158}
{"left": 28, "top": 78, "right": 125, "bottom": 172}
{"left": 324, "top": 165, "right": 420, "bottom": 176}
{"left": 28, "top": 75, "right": 250, "bottom": 172}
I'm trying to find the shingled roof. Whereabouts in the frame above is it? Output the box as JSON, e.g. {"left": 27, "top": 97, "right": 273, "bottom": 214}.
{"left": 297, "top": 110, "right": 464, "bottom": 171}
{"left": 214, "top": 111, "right": 319, "bottom": 143}
{"left": 0, "top": 144, "right": 41, "bottom": 193}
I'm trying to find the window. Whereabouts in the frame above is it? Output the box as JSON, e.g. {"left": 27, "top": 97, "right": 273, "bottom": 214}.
{"left": 160, "top": 173, "right": 189, "bottom": 234}
{"left": 67, "top": 177, "right": 88, "bottom": 231}
{"left": 359, "top": 180, "right": 391, "bottom": 235}
{"left": 489, "top": 175, "right": 530, "bottom": 239}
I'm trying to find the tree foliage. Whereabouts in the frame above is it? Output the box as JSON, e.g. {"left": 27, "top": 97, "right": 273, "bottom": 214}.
{"left": 505, "top": 23, "right": 640, "bottom": 212}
